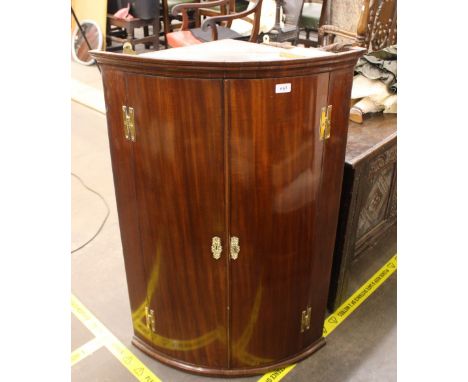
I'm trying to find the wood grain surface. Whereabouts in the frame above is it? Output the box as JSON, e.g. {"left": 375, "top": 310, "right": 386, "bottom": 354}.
{"left": 101, "top": 68, "right": 152, "bottom": 348}
{"left": 228, "top": 74, "right": 329, "bottom": 368}
{"left": 93, "top": 42, "right": 363, "bottom": 376}
{"left": 127, "top": 74, "right": 228, "bottom": 368}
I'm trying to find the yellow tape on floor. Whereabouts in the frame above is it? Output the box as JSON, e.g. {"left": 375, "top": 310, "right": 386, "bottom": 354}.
{"left": 258, "top": 254, "right": 397, "bottom": 382}
{"left": 257, "top": 364, "right": 297, "bottom": 382}
{"left": 71, "top": 294, "right": 162, "bottom": 382}
{"left": 323, "top": 255, "right": 397, "bottom": 337}
{"left": 71, "top": 336, "right": 105, "bottom": 366}
{"left": 71, "top": 255, "right": 396, "bottom": 381}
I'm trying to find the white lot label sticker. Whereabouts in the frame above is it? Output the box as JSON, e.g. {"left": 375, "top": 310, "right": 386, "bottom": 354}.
{"left": 275, "top": 83, "right": 291, "bottom": 93}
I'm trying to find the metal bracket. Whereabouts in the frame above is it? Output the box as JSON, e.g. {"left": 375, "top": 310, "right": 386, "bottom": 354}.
{"left": 145, "top": 306, "right": 156, "bottom": 333}
{"left": 320, "top": 105, "right": 332, "bottom": 141}
{"left": 301, "top": 306, "right": 312, "bottom": 332}
{"left": 122, "top": 106, "right": 136, "bottom": 142}
{"left": 123, "top": 42, "right": 136, "bottom": 55}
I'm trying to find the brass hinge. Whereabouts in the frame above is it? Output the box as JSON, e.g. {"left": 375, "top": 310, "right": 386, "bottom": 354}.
{"left": 145, "top": 306, "right": 156, "bottom": 333}
{"left": 301, "top": 306, "right": 312, "bottom": 333}
{"left": 122, "top": 105, "right": 136, "bottom": 142}
{"left": 320, "top": 105, "right": 332, "bottom": 141}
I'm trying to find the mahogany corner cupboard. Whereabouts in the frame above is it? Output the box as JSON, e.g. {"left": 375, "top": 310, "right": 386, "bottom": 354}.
{"left": 91, "top": 40, "right": 364, "bottom": 377}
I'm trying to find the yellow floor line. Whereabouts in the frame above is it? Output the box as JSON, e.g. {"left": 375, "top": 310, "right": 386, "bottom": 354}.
{"left": 258, "top": 254, "right": 397, "bottom": 382}
{"left": 71, "top": 294, "right": 162, "bottom": 382}
{"left": 71, "top": 255, "right": 396, "bottom": 381}
{"left": 71, "top": 336, "right": 105, "bottom": 366}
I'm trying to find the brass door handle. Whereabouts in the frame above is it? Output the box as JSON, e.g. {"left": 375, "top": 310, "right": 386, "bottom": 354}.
{"left": 211, "top": 236, "right": 222, "bottom": 260}
{"left": 230, "top": 236, "right": 240, "bottom": 260}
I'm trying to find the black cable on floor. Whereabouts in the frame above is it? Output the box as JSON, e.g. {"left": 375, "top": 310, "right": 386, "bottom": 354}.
{"left": 71, "top": 173, "right": 110, "bottom": 253}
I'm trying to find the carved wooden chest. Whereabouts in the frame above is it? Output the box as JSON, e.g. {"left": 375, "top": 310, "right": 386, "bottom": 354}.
{"left": 328, "top": 114, "right": 397, "bottom": 311}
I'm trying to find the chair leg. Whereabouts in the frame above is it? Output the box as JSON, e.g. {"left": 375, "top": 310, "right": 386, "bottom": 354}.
{"left": 106, "top": 19, "right": 111, "bottom": 48}
{"left": 318, "top": 30, "right": 324, "bottom": 46}
{"left": 127, "top": 26, "right": 135, "bottom": 48}
{"left": 144, "top": 25, "right": 151, "bottom": 49}
{"left": 162, "top": 2, "right": 170, "bottom": 48}
{"left": 292, "top": 32, "right": 299, "bottom": 46}
{"left": 153, "top": 20, "right": 160, "bottom": 50}
{"left": 195, "top": 9, "right": 201, "bottom": 28}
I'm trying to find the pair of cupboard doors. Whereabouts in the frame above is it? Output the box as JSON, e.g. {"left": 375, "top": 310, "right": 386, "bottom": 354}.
{"left": 100, "top": 55, "right": 356, "bottom": 375}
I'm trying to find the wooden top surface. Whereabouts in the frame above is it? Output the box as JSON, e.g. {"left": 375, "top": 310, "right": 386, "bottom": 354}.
{"left": 346, "top": 114, "right": 397, "bottom": 166}
{"left": 139, "top": 39, "right": 335, "bottom": 62}
{"left": 91, "top": 40, "right": 365, "bottom": 79}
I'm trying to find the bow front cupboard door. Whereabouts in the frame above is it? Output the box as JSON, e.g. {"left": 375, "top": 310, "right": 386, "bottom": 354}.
{"left": 227, "top": 74, "right": 330, "bottom": 367}
{"left": 104, "top": 71, "right": 229, "bottom": 369}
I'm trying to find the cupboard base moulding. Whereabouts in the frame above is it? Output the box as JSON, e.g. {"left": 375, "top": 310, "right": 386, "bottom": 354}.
{"left": 132, "top": 335, "right": 326, "bottom": 377}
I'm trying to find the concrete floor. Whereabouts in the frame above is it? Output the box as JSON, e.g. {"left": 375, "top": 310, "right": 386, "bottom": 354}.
{"left": 71, "top": 60, "right": 396, "bottom": 382}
